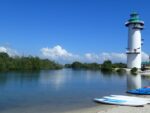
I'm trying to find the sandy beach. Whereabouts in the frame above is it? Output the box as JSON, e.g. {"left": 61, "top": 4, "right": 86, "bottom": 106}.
{"left": 63, "top": 105, "right": 115, "bottom": 113}
{"left": 0, "top": 100, "right": 149, "bottom": 113}
{"left": 0, "top": 104, "right": 115, "bottom": 113}
{"left": 63, "top": 95, "right": 150, "bottom": 113}
{"left": 98, "top": 105, "right": 150, "bottom": 113}
{"left": 63, "top": 104, "right": 150, "bottom": 113}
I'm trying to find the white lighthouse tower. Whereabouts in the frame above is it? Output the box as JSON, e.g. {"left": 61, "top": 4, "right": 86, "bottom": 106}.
{"left": 125, "top": 12, "right": 144, "bottom": 69}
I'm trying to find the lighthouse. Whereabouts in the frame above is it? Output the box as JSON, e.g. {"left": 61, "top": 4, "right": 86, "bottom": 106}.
{"left": 125, "top": 12, "right": 144, "bottom": 69}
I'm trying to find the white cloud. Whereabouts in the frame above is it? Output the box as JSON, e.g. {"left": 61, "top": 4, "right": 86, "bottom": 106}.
{"left": 40, "top": 45, "right": 79, "bottom": 63}
{"left": 84, "top": 52, "right": 126, "bottom": 63}
{"left": 0, "top": 47, "right": 7, "bottom": 52}
{"left": 0, "top": 46, "right": 18, "bottom": 56}
{"left": 41, "top": 45, "right": 72, "bottom": 58}
{"left": 84, "top": 53, "right": 99, "bottom": 62}
{"left": 40, "top": 45, "right": 127, "bottom": 63}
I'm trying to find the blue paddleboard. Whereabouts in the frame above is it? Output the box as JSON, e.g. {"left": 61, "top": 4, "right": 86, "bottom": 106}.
{"left": 127, "top": 87, "right": 150, "bottom": 95}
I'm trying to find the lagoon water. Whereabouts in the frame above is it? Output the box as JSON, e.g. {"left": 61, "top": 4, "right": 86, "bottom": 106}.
{"left": 0, "top": 69, "right": 150, "bottom": 113}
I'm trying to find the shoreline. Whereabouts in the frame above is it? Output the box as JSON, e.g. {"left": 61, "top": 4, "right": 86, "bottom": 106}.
{"left": 63, "top": 95, "right": 150, "bottom": 113}
{"left": 1, "top": 100, "right": 150, "bottom": 113}
{"left": 0, "top": 103, "right": 115, "bottom": 113}
{"left": 62, "top": 105, "right": 116, "bottom": 113}
{"left": 63, "top": 104, "right": 150, "bottom": 113}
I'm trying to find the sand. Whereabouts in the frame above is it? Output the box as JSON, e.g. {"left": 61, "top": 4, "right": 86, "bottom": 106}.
{"left": 63, "top": 105, "right": 115, "bottom": 113}
{"left": 98, "top": 105, "right": 150, "bottom": 113}
{"left": 1, "top": 104, "right": 150, "bottom": 113}
{"left": 63, "top": 105, "right": 150, "bottom": 113}
{"left": 0, "top": 105, "right": 113, "bottom": 113}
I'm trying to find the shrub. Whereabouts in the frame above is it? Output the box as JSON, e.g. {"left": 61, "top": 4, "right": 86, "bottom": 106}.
{"left": 101, "top": 60, "right": 113, "bottom": 71}
{"left": 130, "top": 67, "right": 138, "bottom": 75}
{"left": 116, "top": 68, "right": 126, "bottom": 74}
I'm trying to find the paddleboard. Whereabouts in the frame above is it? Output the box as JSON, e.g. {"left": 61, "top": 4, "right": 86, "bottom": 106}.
{"left": 94, "top": 98, "right": 146, "bottom": 106}
{"left": 103, "top": 96, "right": 149, "bottom": 104}
{"left": 111, "top": 95, "right": 150, "bottom": 102}
{"left": 127, "top": 87, "right": 150, "bottom": 95}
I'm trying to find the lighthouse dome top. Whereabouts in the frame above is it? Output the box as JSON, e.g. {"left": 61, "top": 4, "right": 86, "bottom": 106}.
{"left": 129, "top": 12, "right": 139, "bottom": 21}
{"left": 125, "top": 12, "right": 144, "bottom": 27}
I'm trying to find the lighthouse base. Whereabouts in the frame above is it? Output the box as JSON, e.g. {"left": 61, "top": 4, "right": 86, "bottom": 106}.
{"left": 127, "top": 54, "right": 141, "bottom": 69}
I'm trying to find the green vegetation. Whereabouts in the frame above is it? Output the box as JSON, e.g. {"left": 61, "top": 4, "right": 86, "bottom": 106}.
{"left": 65, "top": 60, "right": 127, "bottom": 74}
{"left": 101, "top": 60, "right": 113, "bottom": 71}
{"left": 65, "top": 61, "right": 101, "bottom": 70}
{"left": 116, "top": 68, "right": 126, "bottom": 74}
{"left": 0, "top": 52, "right": 63, "bottom": 71}
{"left": 130, "top": 67, "right": 138, "bottom": 75}
{"left": 112, "top": 63, "right": 127, "bottom": 68}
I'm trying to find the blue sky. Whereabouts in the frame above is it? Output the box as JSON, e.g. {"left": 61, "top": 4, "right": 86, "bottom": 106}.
{"left": 0, "top": 0, "right": 150, "bottom": 63}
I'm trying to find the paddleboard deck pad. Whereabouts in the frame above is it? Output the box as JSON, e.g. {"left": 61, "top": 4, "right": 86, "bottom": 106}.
{"left": 103, "top": 96, "right": 149, "bottom": 104}
{"left": 94, "top": 98, "right": 147, "bottom": 106}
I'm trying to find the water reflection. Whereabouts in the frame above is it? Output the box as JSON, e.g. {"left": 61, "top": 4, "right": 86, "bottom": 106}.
{"left": 0, "top": 72, "right": 9, "bottom": 86}
{"left": 0, "top": 71, "right": 40, "bottom": 86}
{"left": 127, "top": 74, "right": 142, "bottom": 90}
{"left": 39, "top": 69, "right": 71, "bottom": 90}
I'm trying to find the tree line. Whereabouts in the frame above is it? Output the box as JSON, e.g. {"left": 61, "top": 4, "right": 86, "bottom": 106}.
{"left": 65, "top": 61, "right": 141, "bottom": 75}
{"left": 65, "top": 60, "right": 127, "bottom": 71}
{"left": 0, "top": 52, "right": 127, "bottom": 73}
{"left": 0, "top": 52, "right": 63, "bottom": 71}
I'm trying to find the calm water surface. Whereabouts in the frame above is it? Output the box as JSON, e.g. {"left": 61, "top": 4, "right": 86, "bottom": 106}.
{"left": 0, "top": 69, "right": 150, "bottom": 113}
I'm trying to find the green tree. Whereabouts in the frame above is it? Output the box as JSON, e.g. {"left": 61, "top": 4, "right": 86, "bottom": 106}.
{"left": 130, "top": 67, "right": 138, "bottom": 75}
{"left": 71, "top": 61, "right": 83, "bottom": 69}
{"left": 0, "top": 52, "right": 63, "bottom": 71}
{"left": 101, "top": 60, "right": 113, "bottom": 71}
{"left": 112, "top": 63, "right": 127, "bottom": 68}
{"left": 116, "top": 68, "right": 126, "bottom": 74}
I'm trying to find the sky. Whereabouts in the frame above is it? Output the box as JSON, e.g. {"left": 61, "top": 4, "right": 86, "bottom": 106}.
{"left": 0, "top": 0, "right": 150, "bottom": 63}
